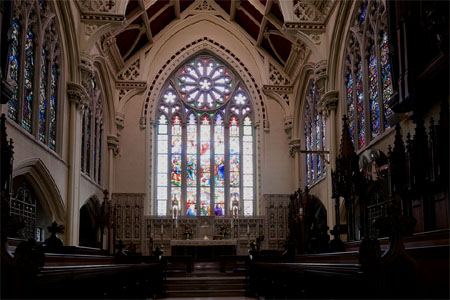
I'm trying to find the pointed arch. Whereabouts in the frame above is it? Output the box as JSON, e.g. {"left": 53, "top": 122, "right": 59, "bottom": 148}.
{"left": 13, "top": 158, "right": 65, "bottom": 223}
{"left": 152, "top": 53, "right": 257, "bottom": 217}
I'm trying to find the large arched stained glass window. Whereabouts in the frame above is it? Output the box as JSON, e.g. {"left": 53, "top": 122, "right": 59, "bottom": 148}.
{"left": 344, "top": 0, "right": 393, "bottom": 151}
{"left": 304, "top": 81, "right": 326, "bottom": 186}
{"left": 7, "top": 0, "right": 59, "bottom": 151}
{"left": 155, "top": 54, "right": 255, "bottom": 217}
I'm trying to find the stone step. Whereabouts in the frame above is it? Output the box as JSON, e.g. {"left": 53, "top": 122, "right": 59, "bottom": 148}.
{"left": 167, "top": 282, "right": 245, "bottom": 291}
{"left": 166, "top": 289, "right": 246, "bottom": 298}
{"left": 167, "top": 276, "right": 245, "bottom": 284}
{"left": 165, "top": 270, "right": 245, "bottom": 277}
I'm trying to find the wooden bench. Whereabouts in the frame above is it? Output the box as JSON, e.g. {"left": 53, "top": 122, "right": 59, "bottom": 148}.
{"left": 3, "top": 241, "right": 165, "bottom": 299}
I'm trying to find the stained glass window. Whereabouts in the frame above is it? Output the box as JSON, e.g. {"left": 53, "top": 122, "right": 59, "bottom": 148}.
{"left": 8, "top": 19, "right": 21, "bottom": 121}
{"left": 39, "top": 48, "right": 48, "bottom": 143}
{"left": 344, "top": 0, "right": 394, "bottom": 151}
{"left": 155, "top": 55, "right": 255, "bottom": 216}
{"left": 80, "top": 76, "right": 104, "bottom": 185}
{"left": 23, "top": 27, "right": 35, "bottom": 133}
{"left": 303, "top": 82, "right": 326, "bottom": 186}
{"left": 49, "top": 63, "right": 58, "bottom": 150}
{"left": 7, "top": 1, "right": 59, "bottom": 151}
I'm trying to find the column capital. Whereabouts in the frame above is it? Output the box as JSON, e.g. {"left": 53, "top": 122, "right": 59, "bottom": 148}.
{"left": 67, "top": 82, "right": 89, "bottom": 109}
{"left": 318, "top": 90, "right": 339, "bottom": 118}
{"left": 107, "top": 135, "right": 120, "bottom": 156}
{"left": 289, "top": 139, "right": 301, "bottom": 158}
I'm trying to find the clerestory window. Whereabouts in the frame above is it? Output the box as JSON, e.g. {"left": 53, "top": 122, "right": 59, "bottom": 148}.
{"left": 7, "top": 0, "right": 60, "bottom": 151}
{"left": 155, "top": 54, "right": 255, "bottom": 217}
{"left": 344, "top": 0, "right": 394, "bottom": 151}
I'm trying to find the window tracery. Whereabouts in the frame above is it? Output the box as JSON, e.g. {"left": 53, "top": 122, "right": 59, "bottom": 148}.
{"left": 344, "top": 0, "right": 393, "bottom": 151}
{"left": 304, "top": 81, "right": 326, "bottom": 186}
{"left": 7, "top": 0, "right": 60, "bottom": 151}
{"left": 81, "top": 75, "right": 104, "bottom": 185}
{"left": 155, "top": 55, "right": 255, "bottom": 217}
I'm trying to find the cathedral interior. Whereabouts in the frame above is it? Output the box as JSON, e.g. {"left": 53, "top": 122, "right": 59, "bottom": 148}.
{"left": 0, "top": 0, "right": 448, "bottom": 299}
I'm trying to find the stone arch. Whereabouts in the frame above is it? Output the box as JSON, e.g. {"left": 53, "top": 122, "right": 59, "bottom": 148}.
{"left": 79, "top": 195, "right": 100, "bottom": 248}
{"left": 12, "top": 158, "right": 65, "bottom": 224}
{"left": 141, "top": 37, "right": 268, "bottom": 130}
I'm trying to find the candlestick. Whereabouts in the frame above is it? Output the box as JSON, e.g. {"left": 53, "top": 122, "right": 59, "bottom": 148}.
{"left": 247, "top": 224, "right": 250, "bottom": 234}
{"left": 161, "top": 224, "right": 164, "bottom": 234}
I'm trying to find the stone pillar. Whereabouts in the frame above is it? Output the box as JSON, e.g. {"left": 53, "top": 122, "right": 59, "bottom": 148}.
{"left": 66, "top": 82, "right": 88, "bottom": 245}
{"left": 319, "top": 90, "right": 339, "bottom": 229}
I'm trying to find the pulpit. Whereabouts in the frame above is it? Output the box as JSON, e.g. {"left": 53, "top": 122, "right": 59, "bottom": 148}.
{"left": 170, "top": 239, "right": 237, "bottom": 261}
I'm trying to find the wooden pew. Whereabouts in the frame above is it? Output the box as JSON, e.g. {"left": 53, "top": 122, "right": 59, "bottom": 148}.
{"left": 248, "top": 243, "right": 449, "bottom": 299}
{"left": 4, "top": 241, "right": 165, "bottom": 299}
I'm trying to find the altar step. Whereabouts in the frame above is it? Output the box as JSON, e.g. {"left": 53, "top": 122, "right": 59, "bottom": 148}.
{"left": 165, "top": 262, "right": 246, "bottom": 298}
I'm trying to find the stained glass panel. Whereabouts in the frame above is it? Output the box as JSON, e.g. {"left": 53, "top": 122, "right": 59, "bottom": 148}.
{"left": 380, "top": 31, "right": 393, "bottom": 129}
{"left": 171, "top": 155, "right": 182, "bottom": 186}
{"left": 214, "top": 115, "right": 225, "bottom": 154}
{"left": 39, "top": 48, "right": 48, "bottom": 143}
{"left": 356, "top": 61, "right": 365, "bottom": 149}
{"left": 186, "top": 155, "right": 197, "bottom": 186}
{"left": 186, "top": 187, "right": 197, "bottom": 216}
{"left": 172, "top": 116, "right": 182, "bottom": 154}
{"left": 157, "top": 201, "right": 167, "bottom": 216}
{"left": 244, "top": 201, "right": 253, "bottom": 216}
{"left": 49, "top": 63, "right": 57, "bottom": 150}
{"left": 243, "top": 155, "right": 253, "bottom": 174}
{"left": 187, "top": 114, "right": 197, "bottom": 154}
{"left": 157, "top": 154, "right": 168, "bottom": 173}
{"left": 200, "top": 187, "right": 210, "bottom": 216}
{"left": 23, "top": 27, "right": 35, "bottom": 133}
{"left": 8, "top": 20, "right": 21, "bottom": 121}
{"left": 214, "top": 155, "right": 225, "bottom": 186}
{"left": 369, "top": 46, "right": 380, "bottom": 139}
{"left": 214, "top": 187, "right": 225, "bottom": 216}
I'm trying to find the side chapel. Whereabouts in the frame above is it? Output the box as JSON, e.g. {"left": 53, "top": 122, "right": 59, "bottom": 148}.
{"left": 0, "top": 0, "right": 448, "bottom": 299}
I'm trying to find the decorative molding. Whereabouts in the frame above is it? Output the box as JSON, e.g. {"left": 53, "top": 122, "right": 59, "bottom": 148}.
{"left": 139, "top": 117, "right": 146, "bottom": 130}
{"left": 143, "top": 37, "right": 267, "bottom": 129}
{"left": 67, "top": 82, "right": 89, "bottom": 108}
{"left": 107, "top": 135, "right": 120, "bottom": 155}
{"left": 318, "top": 90, "right": 339, "bottom": 117}
{"left": 115, "top": 81, "right": 147, "bottom": 89}
{"left": 262, "top": 85, "right": 293, "bottom": 93}
{"left": 268, "top": 63, "right": 290, "bottom": 85}
{"left": 284, "top": 41, "right": 311, "bottom": 79}
{"left": 102, "top": 35, "right": 124, "bottom": 72}
{"left": 289, "top": 139, "right": 301, "bottom": 158}
{"left": 194, "top": 0, "right": 215, "bottom": 11}
{"left": 284, "top": 116, "right": 293, "bottom": 139}
{"left": 313, "top": 60, "right": 328, "bottom": 96}
{"left": 80, "top": 13, "right": 124, "bottom": 23}
{"left": 118, "top": 59, "right": 140, "bottom": 81}
{"left": 115, "top": 112, "right": 125, "bottom": 131}
{"left": 284, "top": 23, "right": 325, "bottom": 31}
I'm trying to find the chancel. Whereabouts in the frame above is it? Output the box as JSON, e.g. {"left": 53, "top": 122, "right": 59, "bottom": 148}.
{"left": 0, "top": 0, "right": 448, "bottom": 299}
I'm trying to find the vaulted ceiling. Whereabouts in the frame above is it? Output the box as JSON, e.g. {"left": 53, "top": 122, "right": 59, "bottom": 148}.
{"left": 103, "top": 0, "right": 335, "bottom": 70}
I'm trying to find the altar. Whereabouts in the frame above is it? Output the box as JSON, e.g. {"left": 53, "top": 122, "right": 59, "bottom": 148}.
{"left": 170, "top": 239, "right": 237, "bottom": 261}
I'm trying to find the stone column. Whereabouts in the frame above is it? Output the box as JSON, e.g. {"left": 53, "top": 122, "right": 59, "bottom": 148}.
{"left": 66, "top": 82, "right": 88, "bottom": 245}
{"left": 319, "top": 90, "right": 339, "bottom": 229}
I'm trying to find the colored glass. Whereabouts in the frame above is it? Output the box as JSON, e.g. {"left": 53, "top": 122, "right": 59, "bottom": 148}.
{"left": 8, "top": 20, "right": 21, "bottom": 121}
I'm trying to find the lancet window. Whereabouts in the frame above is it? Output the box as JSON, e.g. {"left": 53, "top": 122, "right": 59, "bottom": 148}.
{"left": 155, "top": 54, "right": 255, "bottom": 217}
{"left": 304, "top": 81, "right": 326, "bottom": 186}
{"left": 81, "top": 75, "right": 104, "bottom": 185}
{"left": 7, "top": 0, "right": 60, "bottom": 151}
{"left": 344, "top": 0, "right": 393, "bottom": 151}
